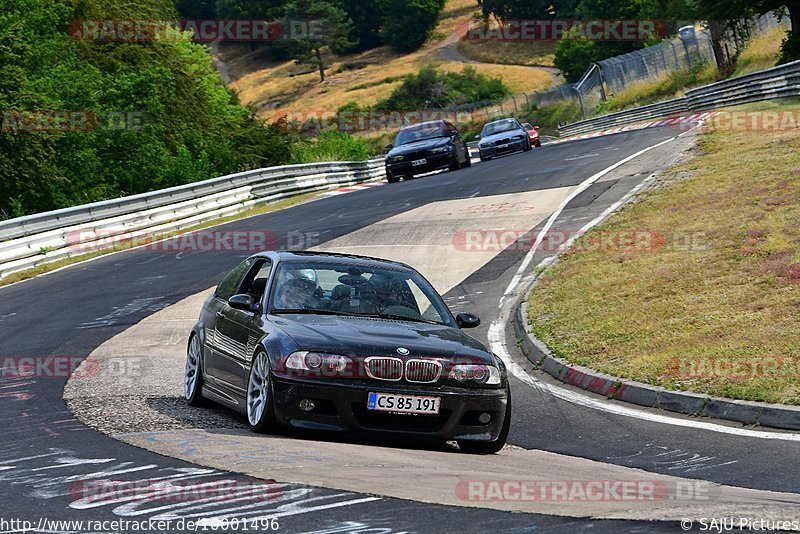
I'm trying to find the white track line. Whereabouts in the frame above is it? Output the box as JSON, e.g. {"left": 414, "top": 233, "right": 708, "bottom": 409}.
{"left": 490, "top": 128, "right": 800, "bottom": 442}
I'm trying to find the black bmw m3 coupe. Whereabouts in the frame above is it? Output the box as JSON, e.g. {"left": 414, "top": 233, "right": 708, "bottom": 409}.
{"left": 185, "top": 251, "right": 510, "bottom": 453}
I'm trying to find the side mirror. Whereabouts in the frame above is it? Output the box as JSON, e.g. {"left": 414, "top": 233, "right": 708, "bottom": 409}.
{"left": 456, "top": 312, "right": 481, "bottom": 329}
{"left": 534, "top": 125, "right": 540, "bottom": 130}
{"left": 384, "top": 143, "right": 393, "bottom": 150}
{"left": 473, "top": 134, "right": 480, "bottom": 140}
{"left": 228, "top": 294, "right": 257, "bottom": 312}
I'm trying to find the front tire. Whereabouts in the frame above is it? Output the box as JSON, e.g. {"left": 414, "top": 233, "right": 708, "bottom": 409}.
{"left": 523, "top": 139, "right": 533, "bottom": 151}
{"left": 458, "top": 386, "right": 511, "bottom": 454}
{"left": 479, "top": 152, "right": 491, "bottom": 162}
{"left": 184, "top": 334, "right": 205, "bottom": 406}
{"left": 246, "top": 350, "right": 277, "bottom": 433}
{"left": 534, "top": 140, "right": 542, "bottom": 148}
{"left": 449, "top": 153, "right": 461, "bottom": 172}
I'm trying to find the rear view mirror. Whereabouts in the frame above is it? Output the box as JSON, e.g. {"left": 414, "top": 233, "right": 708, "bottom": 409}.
{"left": 534, "top": 125, "right": 540, "bottom": 130}
{"left": 384, "top": 143, "right": 393, "bottom": 150}
{"left": 456, "top": 312, "right": 481, "bottom": 329}
{"left": 473, "top": 134, "right": 480, "bottom": 140}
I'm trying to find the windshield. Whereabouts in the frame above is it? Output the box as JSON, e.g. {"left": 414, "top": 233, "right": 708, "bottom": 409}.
{"left": 394, "top": 124, "right": 449, "bottom": 146}
{"left": 482, "top": 119, "right": 520, "bottom": 137}
{"left": 269, "top": 261, "right": 452, "bottom": 325}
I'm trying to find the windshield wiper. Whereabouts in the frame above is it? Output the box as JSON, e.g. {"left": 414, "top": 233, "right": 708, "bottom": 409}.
{"left": 271, "top": 309, "right": 350, "bottom": 316}
{"left": 360, "top": 313, "right": 442, "bottom": 325}
{"left": 271, "top": 309, "right": 443, "bottom": 325}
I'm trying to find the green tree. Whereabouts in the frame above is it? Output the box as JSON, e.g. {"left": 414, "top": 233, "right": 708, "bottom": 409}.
{"left": 380, "top": 0, "right": 446, "bottom": 52}
{"left": 0, "top": 0, "right": 297, "bottom": 218}
{"left": 704, "top": 0, "right": 800, "bottom": 62}
{"left": 339, "top": 0, "right": 386, "bottom": 49}
{"left": 477, "top": 0, "right": 578, "bottom": 19}
{"left": 283, "top": 0, "right": 355, "bottom": 81}
{"left": 376, "top": 65, "right": 509, "bottom": 110}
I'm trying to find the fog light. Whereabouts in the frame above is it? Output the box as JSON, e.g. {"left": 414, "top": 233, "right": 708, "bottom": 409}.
{"left": 299, "top": 399, "right": 315, "bottom": 412}
{"left": 478, "top": 412, "right": 491, "bottom": 424}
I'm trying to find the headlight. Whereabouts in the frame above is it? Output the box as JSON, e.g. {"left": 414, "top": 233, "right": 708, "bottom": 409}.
{"left": 387, "top": 155, "right": 404, "bottom": 163}
{"left": 449, "top": 364, "right": 501, "bottom": 385}
{"left": 431, "top": 145, "right": 453, "bottom": 154}
{"left": 513, "top": 134, "right": 525, "bottom": 140}
{"left": 285, "top": 351, "right": 353, "bottom": 377}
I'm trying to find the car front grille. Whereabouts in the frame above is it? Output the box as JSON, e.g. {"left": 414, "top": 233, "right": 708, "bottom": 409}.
{"left": 364, "top": 357, "right": 403, "bottom": 381}
{"left": 405, "top": 359, "right": 442, "bottom": 383}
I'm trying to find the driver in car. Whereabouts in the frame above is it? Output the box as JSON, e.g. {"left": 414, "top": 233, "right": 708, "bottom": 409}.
{"left": 275, "top": 271, "right": 319, "bottom": 310}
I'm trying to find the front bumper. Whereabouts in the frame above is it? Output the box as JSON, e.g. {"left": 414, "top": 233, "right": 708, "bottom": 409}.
{"left": 386, "top": 152, "right": 453, "bottom": 177}
{"left": 479, "top": 138, "right": 527, "bottom": 157}
{"left": 272, "top": 376, "right": 508, "bottom": 442}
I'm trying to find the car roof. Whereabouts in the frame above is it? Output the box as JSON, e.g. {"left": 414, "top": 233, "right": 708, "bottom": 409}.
{"left": 485, "top": 117, "right": 518, "bottom": 126}
{"left": 255, "top": 250, "right": 417, "bottom": 272}
{"left": 398, "top": 120, "right": 446, "bottom": 132}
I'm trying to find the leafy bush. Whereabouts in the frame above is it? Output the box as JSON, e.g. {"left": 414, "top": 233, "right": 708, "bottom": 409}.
{"left": 376, "top": 65, "right": 510, "bottom": 110}
{"left": 289, "top": 131, "right": 371, "bottom": 163}
{"left": 0, "top": 0, "right": 294, "bottom": 219}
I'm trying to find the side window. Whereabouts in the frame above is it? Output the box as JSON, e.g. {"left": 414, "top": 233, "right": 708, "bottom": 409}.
{"left": 239, "top": 260, "right": 273, "bottom": 302}
{"left": 215, "top": 258, "right": 255, "bottom": 301}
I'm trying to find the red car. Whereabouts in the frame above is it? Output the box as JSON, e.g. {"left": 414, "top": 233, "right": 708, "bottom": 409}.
{"left": 521, "top": 122, "right": 542, "bottom": 147}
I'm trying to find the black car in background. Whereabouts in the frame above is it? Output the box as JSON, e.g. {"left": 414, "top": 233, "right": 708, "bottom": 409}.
{"left": 384, "top": 120, "right": 471, "bottom": 183}
{"left": 185, "top": 251, "right": 511, "bottom": 453}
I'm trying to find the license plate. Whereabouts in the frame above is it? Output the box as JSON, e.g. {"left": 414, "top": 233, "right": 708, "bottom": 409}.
{"left": 367, "top": 392, "right": 440, "bottom": 415}
{"left": 411, "top": 158, "right": 427, "bottom": 166}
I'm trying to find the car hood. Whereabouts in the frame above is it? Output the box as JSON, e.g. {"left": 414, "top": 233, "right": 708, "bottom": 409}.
{"left": 269, "top": 314, "right": 492, "bottom": 362}
{"left": 480, "top": 129, "right": 526, "bottom": 145}
{"left": 387, "top": 137, "right": 450, "bottom": 158}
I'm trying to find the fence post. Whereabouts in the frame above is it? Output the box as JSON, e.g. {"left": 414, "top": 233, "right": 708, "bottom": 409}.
{"left": 572, "top": 86, "right": 587, "bottom": 119}
{"left": 596, "top": 63, "right": 607, "bottom": 101}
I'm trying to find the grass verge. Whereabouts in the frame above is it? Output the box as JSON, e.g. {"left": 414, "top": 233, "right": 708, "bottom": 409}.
{"left": 733, "top": 27, "right": 786, "bottom": 77}
{"left": 593, "top": 62, "right": 720, "bottom": 115}
{"left": 457, "top": 39, "right": 556, "bottom": 67}
{"left": 0, "top": 191, "right": 323, "bottom": 288}
{"left": 527, "top": 98, "right": 800, "bottom": 405}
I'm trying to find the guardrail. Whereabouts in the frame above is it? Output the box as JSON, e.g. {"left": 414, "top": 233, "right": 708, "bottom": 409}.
{"left": 685, "top": 59, "right": 800, "bottom": 109}
{"left": 558, "top": 97, "right": 689, "bottom": 137}
{"left": 558, "top": 59, "right": 800, "bottom": 137}
{"left": 0, "top": 157, "right": 385, "bottom": 279}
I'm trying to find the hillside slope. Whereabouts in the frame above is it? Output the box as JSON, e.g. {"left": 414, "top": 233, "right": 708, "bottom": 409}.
{"left": 217, "top": 0, "right": 555, "bottom": 119}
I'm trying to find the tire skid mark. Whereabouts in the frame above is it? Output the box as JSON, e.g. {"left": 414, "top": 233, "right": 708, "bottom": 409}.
{"left": 0, "top": 447, "right": 380, "bottom": 523}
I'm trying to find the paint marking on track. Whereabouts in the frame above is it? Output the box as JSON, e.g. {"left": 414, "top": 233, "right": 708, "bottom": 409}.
{"left": 489, "top": 127, "right": 800, "bottom": 442}
{"left": 319, "top": 181, "right": 387, "bottom": 197}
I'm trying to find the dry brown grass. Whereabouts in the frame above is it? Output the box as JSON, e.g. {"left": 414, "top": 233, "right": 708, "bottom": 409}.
{"left": 733, "top": 26, "right": 787, "bottom": 76}
{"left": 528, "top": 99, "right": 800, "bottom": 404}
{"left": 222, "top": 0, "right": 553, "bottom": 119}
{"left": 458, "top": 38, "right": 556, "bottom": 67}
